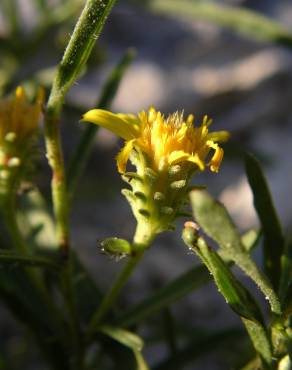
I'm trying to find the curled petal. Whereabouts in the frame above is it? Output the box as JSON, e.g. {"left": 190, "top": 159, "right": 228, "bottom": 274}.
{"left": 207, "top": 141, "right": 224, "bottom": 172}
{"left": 116, "top": 139, "right": 135, "bottom": 173}
{"left": 82, "top": 109, "right": 140, "bottom": 140}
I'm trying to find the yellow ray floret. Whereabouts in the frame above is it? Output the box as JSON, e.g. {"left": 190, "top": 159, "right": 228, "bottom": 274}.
{"left": 83, "top": 107, "right": 229, "bottom": 173}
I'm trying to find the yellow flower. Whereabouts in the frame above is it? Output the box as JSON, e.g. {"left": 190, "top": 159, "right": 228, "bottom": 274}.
{"left": 0, "top": 86, "right": 44, "bottom": 145}
{"left": 0, "top": 86, "right": 44, "bottom": 196}
{"left": 83, "top": 106, "right": 229, "bottom": 241}
{"left": 83, "top": 107, "right": 229, "bottom": 174}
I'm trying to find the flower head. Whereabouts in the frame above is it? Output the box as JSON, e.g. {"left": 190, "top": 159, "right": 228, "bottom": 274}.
{"left": 83, "top": 107, "right": 229, "bottom": 174}
{"left": 83, "top": 107, "right": 229, "bottom": 242}
{"left": 0, "top": 86, "right": 44, "bottom": 197}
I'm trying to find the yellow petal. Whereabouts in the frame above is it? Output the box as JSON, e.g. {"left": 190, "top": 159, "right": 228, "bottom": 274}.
{"left": 207, "top": 130, "right": 230, "bottom": 143}
{"left": 82, "top": 109, "right": 140, "bottom": 140}
{"left": 168, "top": 150, "right": 205, "bottom": 171}
{"left": 116, "top": 139, "right": 135, "bottom": 173}
{"left": 186, "top": 154, "right": 205, "bottom": 171}
{"left": 168, "top": 150, "right": 190, "bottom": 165}
{"left": 207, "top": 141, "right": 224, "bottom": 172}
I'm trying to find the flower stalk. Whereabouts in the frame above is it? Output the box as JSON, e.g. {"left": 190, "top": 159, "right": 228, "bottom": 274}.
{"left": 44, "top": 0, "right": 118, "bottom": 256}
{"left": 88, "top": 249, "right": 145, "bottom": 336}
{"left": 88, "top": 225, "right": 156, "bottom": 336}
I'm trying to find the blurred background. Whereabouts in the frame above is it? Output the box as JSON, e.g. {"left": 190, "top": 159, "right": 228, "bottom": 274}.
{"left": 0, "top": 0, "right": 292, "bottom": 368}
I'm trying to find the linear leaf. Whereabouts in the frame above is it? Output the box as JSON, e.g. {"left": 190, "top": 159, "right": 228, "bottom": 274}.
{"left": 190, "top": 189, "right": 281, "bottom": 315}
{"left": 182, "top": 233, "right": 272, "bottom": 366}
{"left": 241, "top": 318, "right": 273, "bottom": 366}
{"left": 116, "top": 229, "right": 259, "bottom": 327}
{"left": 50, "top": 0, "right": 118, "bottom": 104}
{"left": 189, "top": 237, "right": 264, "bottom": 323}
{"left": 149, "top": 0, "right": 292, "bottom": 48}
{"left": 279, "top": 238, "right": 292, "bottom": 309}
{"left": 245, "top": 153, "right": 284, "bottom": 290}
{"left": 100, "top": 325, "right": 144, "bottom": 352}
{"left": 134, "top": 350, "right": 151, "bottom": 370}
{"left": 100, "top": 325, "right": 150, "bottom": 369}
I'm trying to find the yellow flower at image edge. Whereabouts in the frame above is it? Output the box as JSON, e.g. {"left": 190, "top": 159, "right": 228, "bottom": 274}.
{"left": 83, "top": 107, "right": 229, "bottom": 174}
{"left": 0, "top": 86, "right": 44, "bottom": 195}
{"left": 82, "top": 107, "right": 229, "bottom": 238}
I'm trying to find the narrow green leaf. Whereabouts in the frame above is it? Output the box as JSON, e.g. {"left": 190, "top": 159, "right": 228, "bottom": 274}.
{"left": 67, "top": 48, "right": 135, "bottom": 200}
{"left": 116, "top": 228, "right": 259, "bottom": 327}
{"left": 100, "top": 325, "right": 150, "bottom": 369}
{"left": 134, "top": 350, "right": 150, "bottom": 370}
{"left": 190, "top": 237, "right": 264, "bottom": 323}
{"left": 49, "top": 0, "right": 118, "bottom": 112}
{"left": 245, "top": 153, "right": 284, "bottom": 290}
{"left": 279, "top": 238, "right": 292, "bottom": 309}
{"left": 149, "top": 0, "right": 292, "bottom": 48}
{"left": 190, "top": 189, "right": 281, "bottom": 315}
{"left": 0, "top": 251, "right": 60, "bottom": 270}
{"left": 183, "top": 231, "right": 272, "bottom": 366}
{"left": 100, "top": 325, "right": 144, "bottom": 351}
{"left": 241, "top": 318, "right": 273, "bottom": 366}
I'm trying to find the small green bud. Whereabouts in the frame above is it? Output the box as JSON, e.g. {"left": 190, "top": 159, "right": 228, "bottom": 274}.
{"left": 170, "top": 180, "right": 186, "bottom": 189}
{"left": 100, "top": 237, "right": 131, "bottom": 257}
{"left": 182, "top": 221, "right": 200, "bottom": 248}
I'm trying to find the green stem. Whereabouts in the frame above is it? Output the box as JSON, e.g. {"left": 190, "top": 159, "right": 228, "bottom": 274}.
{"left": 88, "top": 250, "right": 144, "bottom": 336}
{"left": 88, "top": 223, "right": 156, "bottom": 337}
{"left": 44, "top": 102, "right": 69, "bottom": 255}
{"left": 44, "top": 0, "right": 117, "bottom": 256}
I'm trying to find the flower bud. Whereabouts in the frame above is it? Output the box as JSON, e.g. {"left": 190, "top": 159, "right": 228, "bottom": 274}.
{"left": 0, "top": 86, "right": 44, "bottom": 199}
{"left": 100, "top": 237, "right": 132, "bottom": 258}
